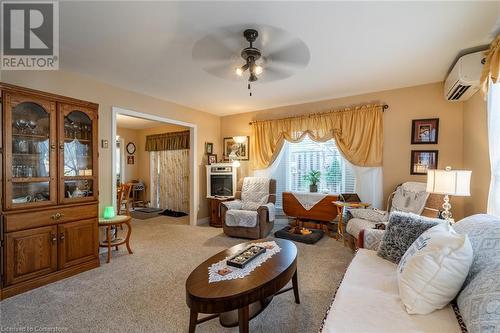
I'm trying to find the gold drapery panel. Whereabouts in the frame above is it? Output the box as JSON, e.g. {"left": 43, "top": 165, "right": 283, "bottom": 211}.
{"left": 480, "top": 35, "right": 500, "bottom": 95}
{"left": 145, "top": 130, "right": 190, "bottom": 151}
{"left": 250, "top": 105, "right": 383, "bottom": 169}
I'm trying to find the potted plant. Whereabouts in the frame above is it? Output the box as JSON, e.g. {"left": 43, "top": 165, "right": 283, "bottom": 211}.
{"left": 304, "top": 170, "right": 321, "bottom": 192}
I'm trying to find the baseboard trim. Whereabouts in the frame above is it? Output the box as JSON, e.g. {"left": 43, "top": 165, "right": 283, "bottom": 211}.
{"left": 197, "top": 217, "right": 209, "bottom": 225}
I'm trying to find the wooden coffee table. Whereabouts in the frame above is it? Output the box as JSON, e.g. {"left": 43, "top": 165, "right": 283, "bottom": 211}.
{"left": 185, "top": 238, "right": 299, "bottom": 333}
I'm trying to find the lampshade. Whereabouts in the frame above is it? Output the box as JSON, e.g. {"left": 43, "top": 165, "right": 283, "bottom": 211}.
{"left": 103, "top": 206, "right": 115, "bottom": 219}
{"left": 426, "top": 167, "right": 471, "bottom": 196}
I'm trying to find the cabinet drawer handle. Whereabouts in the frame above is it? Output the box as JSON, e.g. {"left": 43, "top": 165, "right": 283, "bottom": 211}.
{"left": 60, "top": 233, "right": 65, "bottom": 241}
{"left": 59, "top": 144, "right": 64, "bottom": 150}
{"left": 50, "top": 144, "right": 56, "bottom": 150}
{"left": 51, "top": 212, "right": 64, "bottom": 220}
{"left": 51, "top": 234, "right": 57, "bottom": 243}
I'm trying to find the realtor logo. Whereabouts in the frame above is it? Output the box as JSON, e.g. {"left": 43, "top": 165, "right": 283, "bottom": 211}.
{"left": 1, "top": 1, "right": 59, "bottom": 70}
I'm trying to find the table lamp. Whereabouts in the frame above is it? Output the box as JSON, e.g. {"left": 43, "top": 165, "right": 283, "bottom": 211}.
{"left": 103, "top": 206, "right": 115, "bottom": 219}
{"left": 426, "top": 166, "right": 471, "bottom": 222}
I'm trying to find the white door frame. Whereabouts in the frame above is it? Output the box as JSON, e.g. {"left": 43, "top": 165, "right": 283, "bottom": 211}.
{"left": 111, "top": 107, "right": 198, "bottom": 226}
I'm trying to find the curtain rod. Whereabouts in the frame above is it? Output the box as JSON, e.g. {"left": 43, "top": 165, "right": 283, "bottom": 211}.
{"left": 248, "top": 104, "right": 389, "bottom": 125}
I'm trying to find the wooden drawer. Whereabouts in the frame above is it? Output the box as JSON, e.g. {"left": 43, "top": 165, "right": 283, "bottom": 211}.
{"left": 4, "top": 204, "right": 98, "bottom": 232}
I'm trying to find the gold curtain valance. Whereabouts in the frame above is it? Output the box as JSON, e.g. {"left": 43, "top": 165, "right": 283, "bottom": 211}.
{"left": 480, "top": 34, "right": 500, "bottom": 96}
{"left": 250, "top": 105, "right": 384, "bottom": 169}
{"left": 145, "top": 130, "right": 190, "bottom": 151}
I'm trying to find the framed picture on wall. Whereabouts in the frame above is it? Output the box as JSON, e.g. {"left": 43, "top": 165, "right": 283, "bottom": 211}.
{"left": 410, "top": 150, "right": 438, "bottom": 175}
{"left": 207, "top": 154, "right": 217, "bottom": 165}
{"left": 223, "top": 136, "right": 250, "bottom": 160}
{"left": 411, "top": 118, "right": 439, "bottom": 144}
{"left": 205, "top": 142, "right": 214, "bottom": 154}
{"left": 127, "top": 155, "right": 135, "bottom": 165}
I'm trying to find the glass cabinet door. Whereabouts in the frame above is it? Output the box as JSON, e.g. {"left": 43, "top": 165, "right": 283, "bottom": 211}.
{"left": 4, "top": 92, "right": 57, "bottom": 209}
{"left": 58, "top": 104, "right": 98, "bottom": 203}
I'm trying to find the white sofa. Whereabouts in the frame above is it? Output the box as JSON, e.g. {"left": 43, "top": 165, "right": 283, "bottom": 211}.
{"left": 321, "top": 214, "right": 500, "bottom": 333}
{"left": 320, "top": 249, "right": 462, "bottom": 333}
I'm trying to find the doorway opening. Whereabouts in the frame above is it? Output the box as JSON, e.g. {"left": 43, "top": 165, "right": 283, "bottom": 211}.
{"left": 111, "top": 107, "right": 198, "bottom": 225}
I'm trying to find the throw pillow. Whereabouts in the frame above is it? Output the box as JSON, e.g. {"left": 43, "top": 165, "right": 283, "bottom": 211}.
{"left": 397, "top": 222, "right": 473, "bottom": 315}
{"left": 377, "top": 211, "right": 440, "bottom": 264}
{"left": 349, "top": 208, "right": 389, "bottom": 222}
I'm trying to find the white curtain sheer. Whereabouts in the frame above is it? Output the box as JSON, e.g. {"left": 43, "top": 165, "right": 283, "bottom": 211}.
{"left": 487, "top": 82, "right": 500, "bottom": 216}
{"left": 150, "top": 149, "right": 189, "bottom": 213}
{"left": 254, "top": 137, "right": 383, "bottom": 209}
{"left": 348, "top": 164, "right": 383, "bottom": 209}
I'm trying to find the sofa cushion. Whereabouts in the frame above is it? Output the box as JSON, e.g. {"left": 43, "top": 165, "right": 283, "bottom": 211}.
{"left": 378, "top": 212, "right": 441, "bottom": 264}
{"left": 453, "top": 214, "right": 500, "bottom": 332}
{"left": 397, "top": 223, "right": 473, "bottom": 315}
{"left": 320, "top": 249, "right": 462, "bottom": 333}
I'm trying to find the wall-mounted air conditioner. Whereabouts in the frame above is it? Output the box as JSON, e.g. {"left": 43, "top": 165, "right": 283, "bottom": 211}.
{"left": 444, "top": 51, "right": 485, "bottom": 102}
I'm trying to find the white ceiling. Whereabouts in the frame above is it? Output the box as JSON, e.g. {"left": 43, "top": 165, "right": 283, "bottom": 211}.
{"left": 116, "top": 114, "right": 166, "bottom": 130}
{"left": 60, "top": 1, "right": 499, "bottom": 116}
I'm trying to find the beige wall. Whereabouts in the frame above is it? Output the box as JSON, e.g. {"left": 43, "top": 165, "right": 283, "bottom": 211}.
{"left": 221, "top": 82, "right": 467, "bottom": 219}
{"left": 116, "top": 127, "right": 140, "bottom": 183}
{"left": 2, "top": 70, "right": 221, "bottom": 221}
{"left": 463, "top": 92, "right": 490, "bottom": 216}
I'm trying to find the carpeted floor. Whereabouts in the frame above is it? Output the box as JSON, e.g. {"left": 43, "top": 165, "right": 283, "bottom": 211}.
{"left": 0, "top": 216, "right": 354, "bottom": 333}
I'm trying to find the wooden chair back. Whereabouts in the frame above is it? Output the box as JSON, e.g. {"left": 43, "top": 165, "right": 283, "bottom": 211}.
{"left": 117, "top": 183, "right": 133, "bottom": 215}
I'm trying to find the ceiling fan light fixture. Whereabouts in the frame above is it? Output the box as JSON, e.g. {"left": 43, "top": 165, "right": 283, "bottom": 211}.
{"left": 254, "top": 65, "right": 263, "bottom": 75}
{"left": 249, "top": 73, "right": 258, "bottom": 82}
{"left": 235, "top": 67, "right": 244, "bottom": 76}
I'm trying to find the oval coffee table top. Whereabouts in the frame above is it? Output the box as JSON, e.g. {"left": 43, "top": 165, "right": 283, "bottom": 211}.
{"left": 186, "top": 238, "right": 297, "bottom": 308}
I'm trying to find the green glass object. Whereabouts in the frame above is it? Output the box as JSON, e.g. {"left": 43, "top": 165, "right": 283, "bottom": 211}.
{"left": 103, "top": 206, "right": 115, "bottom": 219}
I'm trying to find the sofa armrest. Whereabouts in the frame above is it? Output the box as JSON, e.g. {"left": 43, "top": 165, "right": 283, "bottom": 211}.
{"left": 357, "top": 229, "right": 385, "bottom": 251}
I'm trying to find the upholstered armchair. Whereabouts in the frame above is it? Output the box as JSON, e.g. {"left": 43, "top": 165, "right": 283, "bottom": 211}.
{"left": 221, "top": 178, "right": 276, "bottom": 239}
{"left": 344, "top": 182, "right": 444, "bottom": 250}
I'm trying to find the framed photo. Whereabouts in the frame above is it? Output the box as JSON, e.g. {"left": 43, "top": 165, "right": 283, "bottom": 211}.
{"left": 207, "top": 154, "right": 217, "bottom": 165}
{"left": 205, "top": 142, "right": 214, "bottom": 154}
{"left": 411, "top": 118, "right": 439, "bottom": 144}
{"left": 223, "top": 136, "right": 250, "bottom": 160}
{"left": 410, "top": 150, "right": 438, "bottom": 175}
{"left": 127, "top": 155, "right": 135, "bottom": 165}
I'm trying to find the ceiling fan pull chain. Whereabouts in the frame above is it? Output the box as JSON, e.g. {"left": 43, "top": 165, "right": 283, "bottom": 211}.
{"left": 248, "top": 83, "right": 252, "bottom": 96}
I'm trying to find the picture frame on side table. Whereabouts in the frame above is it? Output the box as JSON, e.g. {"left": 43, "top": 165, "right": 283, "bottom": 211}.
{"left": 208, "top": 154, "right": 217, "bottom": 165}
{"left": 410, "top": 150, "right": 438, "bottom": 175}
{"left": 411, "top": 118, "right": 439, "bottom": 144}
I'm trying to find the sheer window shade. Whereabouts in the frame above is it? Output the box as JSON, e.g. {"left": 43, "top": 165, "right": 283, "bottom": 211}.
{"left": 270, "top": 136, "right": 356, "bottom": 209}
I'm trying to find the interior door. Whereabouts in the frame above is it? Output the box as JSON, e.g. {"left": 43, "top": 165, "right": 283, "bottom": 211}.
{"left": 3, "top": 91, "right": 57, "bottom": 210}
{"left": 58, "top": 103, "right": 98, "bottom": 204}
{"left": 5, "top": 225, "right": 58, "bottom": 286}
{"left": 58, "top": 219, "right": 98, "bottom": 269}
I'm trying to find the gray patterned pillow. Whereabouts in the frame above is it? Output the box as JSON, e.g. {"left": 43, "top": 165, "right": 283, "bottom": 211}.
{"left": 454, "top": 214, "right": 500, "bottom": 332}
{"left": 377, "top": 211, "right": 440, "bottom": 264}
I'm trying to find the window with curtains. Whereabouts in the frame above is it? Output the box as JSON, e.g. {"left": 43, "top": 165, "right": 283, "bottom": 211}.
{"left": 271, "top": 135, "right": 356, "bottom": 208}
{"left": 487, "top": 82, "right": 500, "bottom": 216}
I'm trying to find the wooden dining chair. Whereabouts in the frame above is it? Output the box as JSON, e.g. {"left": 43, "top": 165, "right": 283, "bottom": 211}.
{"left": 117, "top": 183, "right": 133, "bottom": 216}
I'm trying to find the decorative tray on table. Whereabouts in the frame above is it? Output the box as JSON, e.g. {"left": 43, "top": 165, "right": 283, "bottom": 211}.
{"left": 226, "top": 245, "right": 266, "bottom": 269}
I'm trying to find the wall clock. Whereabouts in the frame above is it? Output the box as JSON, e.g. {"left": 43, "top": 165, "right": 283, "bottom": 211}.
{"left": 126, "top": 142, "right": 136, "bottom": 155}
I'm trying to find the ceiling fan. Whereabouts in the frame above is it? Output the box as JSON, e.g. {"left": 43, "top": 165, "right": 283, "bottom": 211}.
{"left": 235, "top": 29, "right": 264, "bottom": 84}
{"left": 192, "top": 25, "right": 311, "bottom": 96}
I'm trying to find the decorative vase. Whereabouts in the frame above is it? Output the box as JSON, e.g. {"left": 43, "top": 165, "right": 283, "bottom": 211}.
{"left": 310, "top": 185, "right": 318, "bottom": 193}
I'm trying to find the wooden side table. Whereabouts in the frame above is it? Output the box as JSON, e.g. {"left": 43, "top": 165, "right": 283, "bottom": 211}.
{"left": 332, "top": 201, "right": 371, "bottom": 243}
{"left": 208, "top": 197, "right": 234, "bottom": 227}
{"left": 98, "top": 215, "right": 133, "bottom": 263}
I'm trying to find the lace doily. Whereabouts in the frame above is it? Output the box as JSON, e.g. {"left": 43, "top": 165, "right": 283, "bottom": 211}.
{"left": 208, "top": 241, "right": 281, "bottom": 283}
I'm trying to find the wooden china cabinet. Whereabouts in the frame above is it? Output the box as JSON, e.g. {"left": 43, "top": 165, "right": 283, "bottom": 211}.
{"left": 0, "top": 83, "right": 99, "bottom": 299}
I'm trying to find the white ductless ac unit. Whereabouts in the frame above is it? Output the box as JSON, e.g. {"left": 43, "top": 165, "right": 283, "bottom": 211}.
{"left": 444, "top": 51, "right": 485, "bottom": 102}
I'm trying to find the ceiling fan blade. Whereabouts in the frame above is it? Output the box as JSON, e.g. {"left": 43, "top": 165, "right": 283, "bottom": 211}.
{"left": 266, "top": 38, "right": 310, "bottom": 68}
{"left": 192, "top": 33, "right": 240, "bottom": 63}
{"left": 203, "top": 63, "right": 242, "bottom": 81}
{"left": 259, "top": 66, "right": 294, "bottom": 82}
